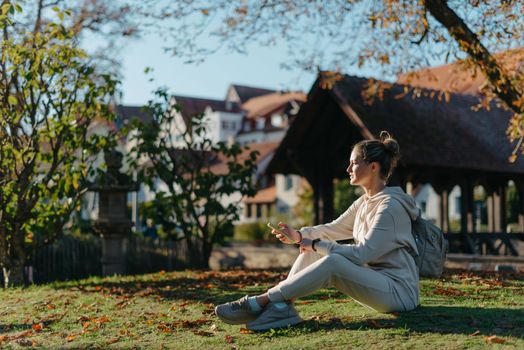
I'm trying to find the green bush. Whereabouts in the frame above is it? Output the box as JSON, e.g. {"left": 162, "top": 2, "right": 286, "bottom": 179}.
{"left": 233, "top": 221, "right": 278, "bottom": 243}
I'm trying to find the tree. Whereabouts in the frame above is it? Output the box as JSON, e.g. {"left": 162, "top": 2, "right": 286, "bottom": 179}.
{"left": 0, "top": 3, "right": 117, "bottom": 286}
{"left": 294, "top": 179, "right": 361, "bottom": 227}
{"left": 127, "top": 89, "right": 259, "bottom": 269}
{"left": 8, "top": 0, "right": 139, "bottom": 76}
{"left": 136, "top": 0, "right": 523, "bottom": 157}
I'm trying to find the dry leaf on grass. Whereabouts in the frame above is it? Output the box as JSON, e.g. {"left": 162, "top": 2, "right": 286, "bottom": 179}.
{"left": 107, "top": 337, "right": 120, "bottom": 344}
{"left": 484, "top": 335, "right": 506, "bottom": 344}
{"left": 66, "top": 334, "right": 77, "bottom": 342}
{"left": 16, "top": 338, "right": 36, "bottom": 347}
{"left": 192, "top": 330, "right": 214, "bottom": 337}
{"left": 469, "top": 330, "right": 481, "bottom": 336}
{"left": 32, "top": 323, "right": 43, "bottom": 332}
{"left": 12, "top": 330, "right": 33, "bottom": 340}
{"left": 239, "top": 327, "right": 252, "bottom": 334}
{"left": 225, "top": 335, "right": 235, "bottom": 344}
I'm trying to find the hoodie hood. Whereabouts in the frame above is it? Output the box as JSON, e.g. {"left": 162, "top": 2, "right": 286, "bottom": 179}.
{"left": 366, "top": 186, "right": 420, "bottom": 221}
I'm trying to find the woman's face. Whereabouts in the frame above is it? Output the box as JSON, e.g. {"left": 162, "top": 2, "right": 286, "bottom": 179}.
{"left": 346, "top": 149, "right": 377, "bottom": 187}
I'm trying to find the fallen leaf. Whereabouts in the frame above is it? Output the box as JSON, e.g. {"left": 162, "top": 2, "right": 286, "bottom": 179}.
{"left": 32, "top": 323, "right": 43, "bottom": 332}
{"left": 225, "top": 335, "right": 235, "bottom": 344}
{"left": 16, "top": 338, "right": 34, "bottom": 347}
{"left": 66, "top": 334, "right": 77, "bottom": 342}
{"left": 107, "top": 337, "right": 120, "bottom": 344}
{"left": 46, "top": 304, "right": 56, "bottom": 310}
{"left": 93, "top": 316, "right": 111, "bottom": 324}
{"left": 434, "top": 286, "right": 467, "bottom": 296}
{"left": 239, "top": 327, "right": 252, "bottom": 334}
{"left": 295, "top": 301, "right": 315, "bottom": 305}
{"left": 192, "top": 330, "right": 214, "bottom": 337}
{"left": 469, "top": 330, "right": 481, "bottom": 336}
{"left": 484, "top": 335, "right": 506, "bottom": 344}
{"left": 12, "top": 330, "right": 33, "bottom": 339}
{"left": 0, "top": 335, "right": 9, "bottom": 342}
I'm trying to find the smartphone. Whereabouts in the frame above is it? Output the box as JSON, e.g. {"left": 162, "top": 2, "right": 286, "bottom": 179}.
{"left": 267, "top": 222, "right": 297, "bottom": 243}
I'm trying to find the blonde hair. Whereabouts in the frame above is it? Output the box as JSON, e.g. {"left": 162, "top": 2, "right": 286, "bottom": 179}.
{"left": 352, "top": 131, "right": 400, "bottom": 181}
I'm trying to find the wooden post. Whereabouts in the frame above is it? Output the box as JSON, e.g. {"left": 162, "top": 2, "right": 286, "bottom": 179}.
{"left": 437, "top": 187, "right": 450, "bottom": 233}
{"left": 460, "top": 179, "right": 474, "bottom": 233}
{"left": 434, "top": 180, "right": 451, "bottom": 233}
{"left": 487, "top": 191, "right": 495, "bottom": 232}
{"left": 486, "top": 183, "right": 503, "bottom": 233}
{"left": 312, "top": 173, "right": 334, "bottom": 224}
{"left": 500, "top": 183, "right": 507, "bottom": 233}
{"left": 516, "top": 181, "right": 524, "bottom": 233}
{"left": 313, "top": 179, "right": 321, "bottom": 225}
{"left": 320, "top": 174, "right": 334, "bottom": 223}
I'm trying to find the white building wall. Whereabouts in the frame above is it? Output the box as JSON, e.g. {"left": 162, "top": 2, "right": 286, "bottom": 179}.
{"left": 236, "top": 129, "right": 286, "bottom": 145}
{"left": 275, "top": 174, "right": 301, "bottom": 214}
{"left": 209, "top": 109, "right": 243, "bottom": 144}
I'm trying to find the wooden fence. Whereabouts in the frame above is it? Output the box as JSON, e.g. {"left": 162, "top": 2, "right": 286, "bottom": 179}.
{"left": 29, "top": 234, "right": 193, "bottom": 284}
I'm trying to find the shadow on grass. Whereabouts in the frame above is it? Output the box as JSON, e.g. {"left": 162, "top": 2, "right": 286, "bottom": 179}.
{"left": 50, "top": 269, "right": 289, "bottom": 305}
{"left": 285, "top": 305, "right": 523, "bottom": 339}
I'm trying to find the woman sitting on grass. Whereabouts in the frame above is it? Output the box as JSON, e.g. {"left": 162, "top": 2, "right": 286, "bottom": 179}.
{"left": 215, "top": 131, "right": 420, "bottom": 331}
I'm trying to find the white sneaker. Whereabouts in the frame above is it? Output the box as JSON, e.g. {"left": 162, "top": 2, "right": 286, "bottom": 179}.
{"left": 214, "top": 295, "right": 262, "bottom": 325}
{"left": 246, "top": 302, "right": 303, "bottom": 331}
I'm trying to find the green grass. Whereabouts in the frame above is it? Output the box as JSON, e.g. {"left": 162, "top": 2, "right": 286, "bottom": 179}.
{"left": 0, "top": 269, "right": 523, "bottom": 349}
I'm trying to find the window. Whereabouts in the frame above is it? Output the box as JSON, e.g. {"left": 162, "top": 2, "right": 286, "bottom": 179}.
{"left": 285, "top": 176, "right": 293, "bottom": 190}
{"left": 256, "top": 204, "right": 262, "bottom": 218}
{"left": 256, "top": 118, "right": 265, "bottom": 130}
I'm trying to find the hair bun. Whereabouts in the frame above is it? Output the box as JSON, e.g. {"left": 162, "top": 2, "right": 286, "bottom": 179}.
{"left": 379, "top": 131, "right": 400, "bottom": 160}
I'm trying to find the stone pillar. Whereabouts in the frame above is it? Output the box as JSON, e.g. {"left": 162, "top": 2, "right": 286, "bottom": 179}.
{"left": 91, "top": 150, "right": 137, "bottom": 277}
{"left": 261, "top": 203, "right": 269, "bottom": 218}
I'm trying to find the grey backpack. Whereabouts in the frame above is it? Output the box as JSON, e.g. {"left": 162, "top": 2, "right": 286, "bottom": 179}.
{"left": 409, "top": 211, "right": 449, "bottom": 278}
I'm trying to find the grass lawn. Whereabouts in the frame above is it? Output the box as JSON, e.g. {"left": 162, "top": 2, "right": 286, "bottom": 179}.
{"left": 0, "top": 268, "right": 523, "bottom": 349}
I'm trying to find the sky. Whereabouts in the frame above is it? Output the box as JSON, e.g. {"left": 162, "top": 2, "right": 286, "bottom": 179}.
{"left": 118, "top": 31, "right": 377, "bottom": 107}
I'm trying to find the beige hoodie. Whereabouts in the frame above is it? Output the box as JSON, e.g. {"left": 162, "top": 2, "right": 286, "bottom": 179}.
{"left": 299, "top": 186, "right": 420, "bottom": 307}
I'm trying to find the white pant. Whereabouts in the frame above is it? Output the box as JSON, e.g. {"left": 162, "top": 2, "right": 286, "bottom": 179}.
{"left": 267, "top": 252, "right": 417, "bottom": 312}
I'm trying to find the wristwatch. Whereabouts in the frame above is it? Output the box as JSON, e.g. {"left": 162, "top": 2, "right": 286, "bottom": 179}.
{"left": 312, "top": 238, "right": 321, "bottom": 252}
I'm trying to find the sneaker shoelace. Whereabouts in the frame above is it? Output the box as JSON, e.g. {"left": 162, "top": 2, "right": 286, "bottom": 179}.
{"left": 230, "top": 297, "right": 249, "bottom": 312}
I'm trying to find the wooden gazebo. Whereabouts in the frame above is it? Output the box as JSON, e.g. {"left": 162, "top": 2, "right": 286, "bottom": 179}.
{"left": 267, "top": 74, "right": 524, "bottom": 256}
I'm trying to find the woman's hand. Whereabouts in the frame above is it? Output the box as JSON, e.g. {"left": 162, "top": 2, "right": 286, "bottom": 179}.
{"left": 269, "top": 222, "right": 302, "bottom": 244}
